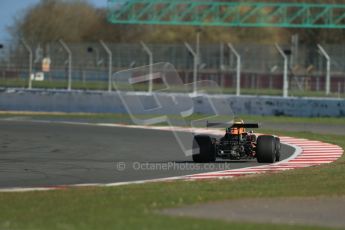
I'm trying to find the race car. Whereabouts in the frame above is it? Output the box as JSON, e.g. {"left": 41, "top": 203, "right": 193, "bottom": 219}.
{"left": 192, "top": 120, "right": 281, "bottom": 163}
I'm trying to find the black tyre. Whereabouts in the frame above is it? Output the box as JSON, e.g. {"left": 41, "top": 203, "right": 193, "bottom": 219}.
{"left": 275, "top": 137, "right": 281, "bottom": 162}
{"left": 256, "top": 135, "right": 276, "bottom": 163}
{"left": 192, "top": 135, "right": 216, "bottom": 163}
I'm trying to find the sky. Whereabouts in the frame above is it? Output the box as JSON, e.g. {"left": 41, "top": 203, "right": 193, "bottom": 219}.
{"left": 0, "top": 0, "right": 107, "bottom": 41}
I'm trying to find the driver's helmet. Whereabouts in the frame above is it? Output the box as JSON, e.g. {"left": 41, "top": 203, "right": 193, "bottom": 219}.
{"left": 227, "top": 119, "right": 245, "bottom": 135}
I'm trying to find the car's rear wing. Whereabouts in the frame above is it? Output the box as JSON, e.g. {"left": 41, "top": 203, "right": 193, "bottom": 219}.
{"left": 232, "top": 123, "right": 259, "bottom": 128}
{"left": 206, "top": 121, "right": 259, "bottom": 129}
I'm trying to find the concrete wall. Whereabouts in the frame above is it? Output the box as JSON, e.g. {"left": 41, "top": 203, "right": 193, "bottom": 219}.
{"left": 0, "top": 88, "right": 344, "bottom": 117}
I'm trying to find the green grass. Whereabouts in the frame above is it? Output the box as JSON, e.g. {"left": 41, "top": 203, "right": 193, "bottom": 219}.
{"left": 1, "top": 112, "right": 345, "bottom": 126}
{"left": 1, "top": 79, "right": 344, "bottom": 98}
{"left": 0, "top": 128, "right": 344, "bottom": 230}
{"left": 240, "top": 114, "right": 345, "bottom": 125}
{"left": 0, "top": 79, "right": 110, "bottom": 90}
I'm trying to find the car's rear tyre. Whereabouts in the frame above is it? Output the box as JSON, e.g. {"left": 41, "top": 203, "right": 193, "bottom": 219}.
{"left": 275, "top": 137, "right": 281, "bottom": 162}
{"left": 256, "top": 135, "right": 276, "bottom": 163}
{"left": 192, "top": 135, "right": 216, "bottom": 163}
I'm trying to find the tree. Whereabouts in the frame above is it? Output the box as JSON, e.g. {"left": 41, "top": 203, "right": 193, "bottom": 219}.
{"left": 11, "top": 0, "right": 101, "bottom": 43}
{"left": 8, "top": 0, "right": 345, "bottom": 44}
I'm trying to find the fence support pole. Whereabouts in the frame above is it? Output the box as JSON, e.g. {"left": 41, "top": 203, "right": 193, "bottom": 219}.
{"left": 59, "top": 39, "right": 72, "bottom": 91}
{"left": 21, "top": 39, "right": 33, "bottom": 89}
{"left": 184, "top": 42, "right": 197, "bottom": 95}
{"left": 140, "top": 41, "right": 153, "bottom": 93}
{"left": 227, "top": 43, "right": 241, "bottom": 96}
{"left": 100, "top": 40, "right": 113, "bottom": 92}
{"left": 219, "top": 43, "right": 224, "bottom": 87}
{"left": 275, "top": 43, "right": 289, "bottom": 98}
{"left": 317, "top": 44, "right": 331, "bottom": 95}
{"left": 196, "top": 30, "right": 201, "bottom": 67}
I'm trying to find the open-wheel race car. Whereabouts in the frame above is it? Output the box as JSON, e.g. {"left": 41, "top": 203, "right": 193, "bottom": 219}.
{"left": 192, "top": 120, "right": 281, "bottom": 163}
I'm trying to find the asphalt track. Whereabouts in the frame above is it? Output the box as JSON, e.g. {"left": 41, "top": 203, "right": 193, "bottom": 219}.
{"left": 162, "top": 197, "right": 345, "bottom": 229}
{"left": 0, "top": 120, "right": 294, "bottom": 189}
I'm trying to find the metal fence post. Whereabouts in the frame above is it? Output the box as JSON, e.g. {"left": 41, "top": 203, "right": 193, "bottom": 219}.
{"left": 59, "top": 39, "right": 72, "bottom": 91}
{"left": 184, "top": 42, "right": 197, "bottom": 95}
{"left": 275, "top": 43, "right": 289, "bottom": 98}
{"left": 140, "top": 41, "right": 153, "bottom": 93}
{"left": 100, "top": 40, "right": 113, "bottom": 92}
{"left": 227, "top": 43, "right": 241, "bottom": 96}
{"left": 219, "top": 43, "right": 224, "bottom": 87}
{"left": 317, "top": 44, "right": 331, "bottom": 95}
{"left": 196, "top": 30, "right": 201, "bottom": 67}
{"left": 21, "top": 39, "right": 33, "bottom": 89}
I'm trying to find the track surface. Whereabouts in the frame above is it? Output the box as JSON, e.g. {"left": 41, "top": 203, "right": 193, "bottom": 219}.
{"left": 162, "top": 197, "right": 345, "bottom": 228}
{"left": 0, "top": 120, "right": 294, "bottom": 189}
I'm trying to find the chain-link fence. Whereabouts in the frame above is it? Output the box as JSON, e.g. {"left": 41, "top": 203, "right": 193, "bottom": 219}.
{"left": 0, "top": 40, "right": 344, "bottom": 98}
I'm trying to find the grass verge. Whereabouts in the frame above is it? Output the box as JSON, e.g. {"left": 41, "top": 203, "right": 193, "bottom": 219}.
{"left": 1, "top": 79, "right": 344, "bottom": 98}
{"left": 0, "top": 112, "right": 345, "bottom": 126}
{"left": 0, "top": 128, "right": 344, "bottom": 230}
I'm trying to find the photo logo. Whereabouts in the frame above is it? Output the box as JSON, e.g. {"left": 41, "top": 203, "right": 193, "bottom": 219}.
{"left": 112, "top": 62, "right": 234, "bottom": 156}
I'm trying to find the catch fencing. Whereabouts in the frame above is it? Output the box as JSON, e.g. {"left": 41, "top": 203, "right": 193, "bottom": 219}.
{"left": 0, "top": 40, "right": 344, "bottom": 98}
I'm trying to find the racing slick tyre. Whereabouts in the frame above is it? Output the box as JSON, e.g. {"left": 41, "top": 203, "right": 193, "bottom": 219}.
{"left": 192, "top": 135, "right": 216, "bottom": 163}
{"left": 256, "top": 135, "right": 276, "bottom": 163}
{"left": 275, "top": 137, "right": 281, "bottom": 162}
